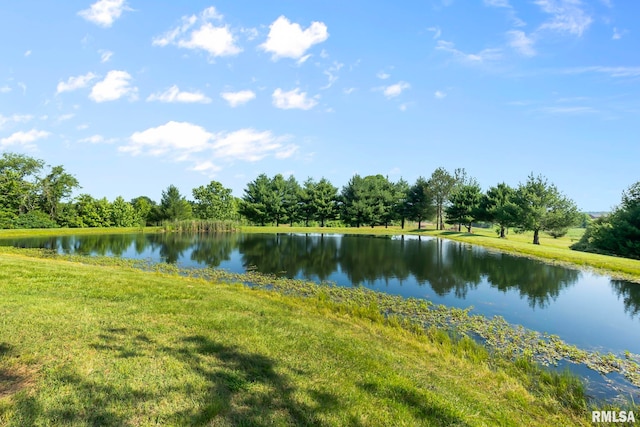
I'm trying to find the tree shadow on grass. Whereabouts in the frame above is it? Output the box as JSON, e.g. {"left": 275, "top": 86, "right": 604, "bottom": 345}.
{"left": 9, "top": 364, "right": 152, "bottom": 426}
{"left": 358, "top": 382, "right": 471, "bottom": 427}
{"left": 163, "top": 334, "right": 341, "bottom": 426}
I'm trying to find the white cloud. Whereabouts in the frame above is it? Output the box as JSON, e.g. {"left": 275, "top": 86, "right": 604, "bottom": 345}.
{"left": 221, "top": 90, "right": 256, "bottom": 107}
{"left": 0, "top": 86, "right": 10, "bottom": 93}
{"left": 260, "top": 16, "right": 328, "bottom": 60}
{"left": 383, "top": 81, "right": 410, "bottom": 98}
{"left": 24, "top": 50, "right": 32, "bottom": 57}
{"left": 534, "top": 0, "right": 592, "bottom": 36}
{"left": 436, "top": 40, "right": 502, "bottom": 64}
{"left": 146, "top": 85, "right": 211, "bottom": 103}
{"left": 612, "top": 27, "right": 626, "bottom": 40}
{"left": 56, "top": 72, "right": 97, "bottom": 94}
{"left": 484, "top": 0, "right": 510, "bottom": 6}
{"left": 321, "top": 62, "right": 344, "bottom": 89}
{"left": 57, "top": 113, "right": 75, "bottom": 122}
{"left": 343, "top": 87, "right": 356, "bottom": 95}
{"left": 0, "top": 129, "right": 50, "bottom": 148}
{"left": 427, "top": 26, "right": 442, "bottom": 39}
{"left": 89, "top": 70, "right": 137, "bottom": 102}
{"left": 507, "top": 30, "right": 536, "bottom": 57}
{"left": 100, "top": 50, "right": 113, "bottom": 63}
{"left": 153, "top": 7, "right": 241, "bottom": 58}
{"left": 0, "top": 114, "right": 33, "bottom": 129}
{"left": 18, "top": 83, "right": 26, "bottom": 95}
{"left": 434, "top": 90, "right": 447, "bottom": 99}
{"left": 376, "top": 71, "right": 390, "bottom": 80}
{"left": 272, "top": 88, "right": 318, "bottom": 110}
{"left": 212, "top": 129, "right": 294, "bottom": 162}
{"left": 539, "top": 106, "right": 597, "bottom": 114}
{"left": 78, "top": 0, "right": 130, "bottom": 28}
{"left": 119, "top": 121, "right": 298, "bottom": 169}
{"left": 78, "top": 134, "right": 116, "bottom": 144}
{"left": 561, "top": 66, "right": 640, "bottom": 78}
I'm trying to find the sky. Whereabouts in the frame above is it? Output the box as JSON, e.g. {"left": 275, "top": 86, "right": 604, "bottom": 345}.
{"left": 1, "top": 0, "right": 639, "bottom": 212}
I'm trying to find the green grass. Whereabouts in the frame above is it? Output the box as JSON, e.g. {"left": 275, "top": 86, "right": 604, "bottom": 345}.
{"left": 0, "top": 250, "right": 596, "bottom": 426}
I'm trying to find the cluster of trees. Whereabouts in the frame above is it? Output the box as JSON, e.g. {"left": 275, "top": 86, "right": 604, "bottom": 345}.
{"left": 1, "top": 152, "right": 583, "bottom": 245}
{"left": 238, "top": 169, "right": 579, "bottom": 245}
{"left": 572, "top": 182, "right": 640, "bottom": 259}
{"left": 0, "top": 153, "right": 238, "bottom": 229}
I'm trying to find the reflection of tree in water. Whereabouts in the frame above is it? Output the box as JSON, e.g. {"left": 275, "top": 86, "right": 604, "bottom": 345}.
{"left": 189, "top": 233, "right": 239, "bottom": 268}
{"left": 338, "top": 235, "right": 411, "bottom": 286}
{"left": 402, "top": 239, "right": 481, "bottom": 298}
{"left": 298, "top": 234, "right": 339, "bottom": 281}
{"left": 480, "top": 252, "right": 579, "bottom": 309}
{"left": 145, "top": 233, "right": 193, "bottom": 264}
{"left": 2, "top": 232, "right": 582, "bottom": 308}
{"left": 610, "top": 279, "right": 640, "bottom": 319}
{"left": 238, "top": 234, "right": 340, "bottom": 281}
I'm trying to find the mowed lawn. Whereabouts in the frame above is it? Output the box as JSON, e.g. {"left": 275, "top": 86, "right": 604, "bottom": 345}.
{"left": 0, "top": 251, "right": 591, "bottom": 426}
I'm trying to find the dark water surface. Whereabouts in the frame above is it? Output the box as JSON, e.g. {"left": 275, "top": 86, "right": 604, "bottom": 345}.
{"left": 3, "top": 232, "right": 640, "bottom": 398}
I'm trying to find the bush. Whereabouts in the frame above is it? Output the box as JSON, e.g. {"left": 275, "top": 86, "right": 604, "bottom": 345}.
{"left": 10, "top": 211, "right": 60, "bottom": 229}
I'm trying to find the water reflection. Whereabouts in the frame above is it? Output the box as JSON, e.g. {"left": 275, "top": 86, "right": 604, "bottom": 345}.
{"left": 0, "top": 232, "right": 611, "bottom": 310}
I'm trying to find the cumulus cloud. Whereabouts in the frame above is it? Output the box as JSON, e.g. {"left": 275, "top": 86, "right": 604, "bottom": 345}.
{"left": 57, "top": 72, "right": 98, "bottom": 94}
{"left": 376, "top": 71, "right": 390, "bottom": 80}
{"left": 382, "top": 81, "right": 410, "bottom": 98}
{"left": 260, "top": 16, "right": 328, "bottom": 60}
{"left": 146, "top": 85, "right": 211, "bottom": 103}
{"left": 78, "top": 0, "right": 131, "bottom": 28}
{"left": 220, "top": 90, "right": 256, "bottom": 107}
{"left": 0, "top": 129, "right": 50, "bottom": 148}
{"left": 89, "top": 70, "right": 137, "bottom": 102}
{"left": 272, "top": 88, "right": 318, "bottom": 110}
{"left": 434, "top": 90, "right": 447, "bottom": 99}
{"left": 534, "top": 0, "right": 592, "bottom": 36}
{"left": 507, "top": 30, "right": 536, "bottom": 56}
{"left": 153, "top": 6, "right": 241, "bottom": 57}
{"left": 0, "top": 86, "right": 10, "bottom": 93}
{"left": 118, "top": 121, "right": 297, "bottom": 171}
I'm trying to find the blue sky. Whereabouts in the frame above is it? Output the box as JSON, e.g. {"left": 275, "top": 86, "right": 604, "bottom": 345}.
{"left": 1, "top": 0, "right": 638, "bottom": 211}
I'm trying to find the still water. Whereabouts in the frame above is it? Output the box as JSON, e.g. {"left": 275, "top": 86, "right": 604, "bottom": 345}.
{"left": 3, "top": 232, "right": 639, "bottom": 358}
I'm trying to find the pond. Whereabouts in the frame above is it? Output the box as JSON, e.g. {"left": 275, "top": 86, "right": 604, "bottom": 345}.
{"left": 3, "top": 232, "right": 639, "bottom": 399}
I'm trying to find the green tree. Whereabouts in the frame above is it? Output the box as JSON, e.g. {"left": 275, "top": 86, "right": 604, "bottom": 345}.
{"left": 514, "top": 174, "right": 579, "bottom": 245}
{"left": 341, "top": 174, "right": 368, "bottom": 227}
{"left": 283, "top": 175, "right": 302, "bottom": 226}
{"left": 310, "top": 177, "right": 339, "bottom": 227}
{"left": 392, "top": 178, "right": 411, "bottom": 229}
{"left": 39, "top": 165, "right": 80, "bottom": 221}
{"left": 406, "top": 177, "right": 435, "bottom": 230}
{"left": 131, "top": 196, "right": 157, "bottom": 226}
{"left": 192, "top": 180, "right": 235, "bottom": 220}
{"left": 160, "top": 185, "right": 192, "bottom": 221}
{"left": 445, "top": 182, "right": 482, "bottom": 232}
{"left": 239, "top": 174, "right": 271, "bottom": 225}
{"left": 341, "top": 175, "right": 395, "bottom": 228}
{"left": 0, "top": 153, "right": 44, "bottom": 222}
{"left": 110, "top": 196, "right": 137, "bottom": 227}
{"left": 572, "top": 182, "right": 640, "bottom": 258}
{"left": 428, "top": 167, "right": 457, "bottom": 230}
{"left": 479, "top": 183, "right": 518, "bottom": 238}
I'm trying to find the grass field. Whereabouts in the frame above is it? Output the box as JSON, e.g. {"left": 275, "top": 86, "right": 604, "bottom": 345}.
{"left": 0, "top": 249, "right": 597, "bottom": 426}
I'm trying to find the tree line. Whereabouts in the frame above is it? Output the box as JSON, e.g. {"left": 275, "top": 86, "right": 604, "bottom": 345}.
{"left": 7, "top": 151, "right": 633, "bottom": 248}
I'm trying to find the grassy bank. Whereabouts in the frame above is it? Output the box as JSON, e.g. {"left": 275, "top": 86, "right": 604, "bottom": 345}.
{"left": 0, "top": 250, "right": 594, "bottom": 426}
